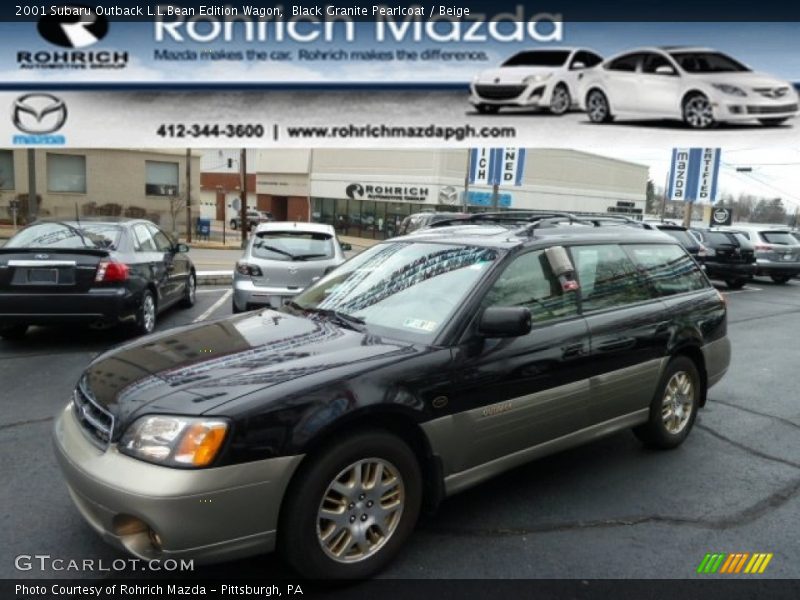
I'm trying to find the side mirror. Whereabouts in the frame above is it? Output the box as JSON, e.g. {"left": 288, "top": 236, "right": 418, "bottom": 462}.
{"left": 655, "top": 65, "right": 676, "bottom": 76}
{"left": 571, "top": 61, "right": 586, "bottom": 70}
{"left": 175, "top": 243, "right": 190, "bottom": 254}
{"left": 340, "top": 242, "right": 352, "bottom": 252}
{"left": 479, "top": 306, "right": 532, "bottom": 338}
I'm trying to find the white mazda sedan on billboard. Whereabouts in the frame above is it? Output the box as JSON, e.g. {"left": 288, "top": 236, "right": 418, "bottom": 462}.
{"left": 580, "top": 47, "right": 799, "bottom": 128}
{"left": 469, "top": 48, "right": 603, "bottom": 115}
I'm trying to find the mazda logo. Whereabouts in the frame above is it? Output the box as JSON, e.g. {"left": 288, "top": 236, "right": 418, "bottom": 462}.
{"left": 34, "top": 254, "right": 50, "bottom": 260}
{"left": 288, "top": 266, "right": 298, "bottom": 275}
{"left": 12, "top": 93, "right": 68, "bottom": 134}
{"left": 38, "top": 6, "right": 108, "bottom": 48}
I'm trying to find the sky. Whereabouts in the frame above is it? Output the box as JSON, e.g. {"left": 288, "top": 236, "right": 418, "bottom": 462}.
{"left": 1, "top": 21, "right": 799, "bottom": 83}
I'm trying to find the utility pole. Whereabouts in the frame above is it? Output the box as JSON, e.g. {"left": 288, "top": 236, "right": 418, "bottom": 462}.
{"left": 27, "top": 149, "right": 37, "bottom": 222}
{"left": 240, "top": 148, "right": 247, "bottom": 248}
{"left": 462, "top": 149, "right": 470, "bottom": 212}
{"left": 491, "top": 183, "right": 499, "bottom": 210}
{"left": 661, "top": 169, "right": 670, "bottom": 218}
{"left": 185, "top": 148, "right": 192, "bottom": 243}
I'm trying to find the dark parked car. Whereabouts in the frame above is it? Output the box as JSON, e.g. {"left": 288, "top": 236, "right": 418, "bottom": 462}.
{"left": 0, "top": 218, "right": 195, "bottom": 339}
{"left": 397, "top": 211, "right": 468, "bottom": 236}
{"left": 230, "top": 210, "right": 272, "bottom": 231}
{"left": 690, "top": 228, "right": 756, "bottom": 289}
{"left": 53, "top": 213, "right": 730, "bottom": 579}
{"left": 641, "top": 220, "right": 704, "bottom": 259}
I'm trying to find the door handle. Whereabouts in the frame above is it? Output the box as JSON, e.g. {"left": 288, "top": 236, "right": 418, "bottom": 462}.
{"left": 562, "top": 343, "right": 586, "bottom": 358}
{"left": 597, "top": 338, "right": 636, "bottom": 353}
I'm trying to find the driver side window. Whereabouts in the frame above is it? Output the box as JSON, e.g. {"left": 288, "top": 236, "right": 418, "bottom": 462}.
{"left": 484, "top": 250, "right": 578, "bottom": 323}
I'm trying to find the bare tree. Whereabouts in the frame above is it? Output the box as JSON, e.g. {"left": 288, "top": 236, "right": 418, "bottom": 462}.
{"left": 167, "top": 193, "right": 186, "bottom": 235}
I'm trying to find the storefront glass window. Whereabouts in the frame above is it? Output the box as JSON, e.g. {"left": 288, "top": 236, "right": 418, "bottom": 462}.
{"left": 347, "top": 199, "right": 361, "bottom": 237}
{"left": 335, "top": 198, "right": 349, "bottom": 233}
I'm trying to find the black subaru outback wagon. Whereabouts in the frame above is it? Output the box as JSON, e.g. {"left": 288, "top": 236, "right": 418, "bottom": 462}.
{"left": 53, "top": 213, "right": 730, "bottom": 579}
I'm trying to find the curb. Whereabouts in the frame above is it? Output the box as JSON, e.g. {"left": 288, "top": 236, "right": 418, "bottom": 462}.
{"left": 197, "top": 271, "right": 233, "bottom": 286}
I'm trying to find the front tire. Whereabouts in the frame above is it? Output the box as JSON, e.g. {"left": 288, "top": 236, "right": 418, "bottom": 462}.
{"left": 759, "top": 118, "right": 789, "bottom": 127}
{"left": 771, "top": 275, "right": 791, "bottom": 284}
{"left": 280, "top": 430, "right": 422, "bottom": 579}
{"left": 180, "top": 272, "right": 196, "bottom": 308}
{"left": 725, "top": 278, "right": 747, "bottom": 290}
{"left": 0, "top": 324, "right": 28, "bottom": 340}
{"left": 633, "top": 356, "right": 701, "bottom": 449}
{"left": 586, "top": 90, "right": 613, "bottom": 123}
{"left": 549, "top": 83, "right": 571, "bottom": 115}
{"left": 682, "top": 93, "right": 715, "bottom": 129}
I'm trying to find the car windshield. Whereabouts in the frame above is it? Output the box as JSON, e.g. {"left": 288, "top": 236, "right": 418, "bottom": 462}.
{"left": 761, "top": 231, "right": 796, "bottom": 245}
{"left": 6, "top": 222, "right": 122, "bottom": 250}
{"left": 669, "top": 52, "right": 750, "bottom": 73}
{"left": 289, "top": 242, "right": 499, "bottom": 342}
{"left": 502, "top": 51, "right": 570, "bottom": 67}
{"left": 251, "top": 230, "right": 335, "bottom": 261}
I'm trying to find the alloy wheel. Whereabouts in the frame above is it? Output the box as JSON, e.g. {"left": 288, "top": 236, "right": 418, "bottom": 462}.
{"left": 661, "top": 371, "right": 695, "bottom": 434}
{"left": 587, "top": 91, "right": 608, "bottom": 122}
{"left": 684, "top": 96, "right": 714, "bottom": 128}
{"left": 142, "top": 294, "right": 156, "bottom": 334}
{"left": 551, "top": 86, "right": 570, "bottom": 115}
{"left": 316, "top": 458, "right": 405, "bottom": 564}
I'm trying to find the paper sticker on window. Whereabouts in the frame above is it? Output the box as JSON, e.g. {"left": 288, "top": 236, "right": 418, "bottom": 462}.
{"left": 403, "top": 318, "right": 437, "bottom": 332}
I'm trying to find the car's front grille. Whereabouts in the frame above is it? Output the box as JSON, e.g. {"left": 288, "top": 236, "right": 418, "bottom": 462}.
{"left": 747, "top": 103, "right": 798, "bottom": 115}
{"left": 475, "top": 84, "right": 526, "bottom": 101}
{"left": 72, "top": 378, "right": 115, "bottom": 448}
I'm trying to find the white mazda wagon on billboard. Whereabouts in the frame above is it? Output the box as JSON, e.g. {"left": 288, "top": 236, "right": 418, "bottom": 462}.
{"left": 580, "top": 47, "right": 799, "bottom": 128}
{"left": 470, "top": 48, "right": 603, "bottom": 115}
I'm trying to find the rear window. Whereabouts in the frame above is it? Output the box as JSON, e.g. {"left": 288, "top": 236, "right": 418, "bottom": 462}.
{"left": 7, "top": 222, "right": 121, "bottom": 250}
{"left": 761, "top": 231, "right": 796, "bottom": 245}
{"left": 627, "top": 244, "right": 707, "bottom": 297}
{"left": 251, "top": 230, "right": 334, "bottom": 262}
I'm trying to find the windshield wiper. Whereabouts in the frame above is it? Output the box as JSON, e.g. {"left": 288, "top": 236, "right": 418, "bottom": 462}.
{"left": 291, "top": 304, "right": 365, "bottom": 332}
{"left": 253, "top": 243, "right": 296, "bottom": 259}
{"left": 55, "top": 221, "right": 93, "bottom": 248}
{"left": 291, "top": 253, "right": 329, "bottom": 261}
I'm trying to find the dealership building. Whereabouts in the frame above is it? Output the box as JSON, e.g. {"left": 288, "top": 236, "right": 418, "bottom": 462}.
{"left": 200, "top": 148, "right": 648, "bottom": 239}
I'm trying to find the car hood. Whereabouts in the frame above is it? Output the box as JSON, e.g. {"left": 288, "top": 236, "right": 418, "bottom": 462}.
{"left": 476, "top": 66, "right": 557, "bottom": 84}
{"left": 691, "top": 71, "right": 793, "bottom": 89}
{"left": 81, "top": 310, "right": 417, "bottom": 428}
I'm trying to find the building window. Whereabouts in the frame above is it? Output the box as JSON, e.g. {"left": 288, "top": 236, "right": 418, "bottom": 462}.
{"left": 145, "top": 161, "right": 179, "bottom": 196}
{"left": 47, "top": 153, "right": 86, "bottom": 193}
{"left": 0, "top": 150, "right": 14, "bottom": 190}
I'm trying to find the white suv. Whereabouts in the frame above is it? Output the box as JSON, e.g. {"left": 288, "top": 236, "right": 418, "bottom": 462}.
{"left": 470, "top": 48, "right": 603, "bottom": 115}
{"left": 581, "top": 47, "right": 799, "bottom": 128}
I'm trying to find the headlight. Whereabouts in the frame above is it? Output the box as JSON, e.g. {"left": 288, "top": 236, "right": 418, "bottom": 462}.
{"left": 119, "top": 415, "right": 229, "bottom": 468}
{"left": 523, "top": 73, "right": 553, "bottom": 85}
{"left": 712, "top": 84, "right": 746, "bottom": 97}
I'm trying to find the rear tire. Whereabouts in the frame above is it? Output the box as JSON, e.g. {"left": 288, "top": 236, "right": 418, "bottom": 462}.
{"left": 232, "top": 299, "right": 244, "bottom": 314}
{"left": 132, "top": 290, "right": 157, "bottom": 336}
{"left": 586, "top": 90, "right": 613, "bottom": 123}
{"left": 771, "top": 275, "right": 791, "bottom": 284}
{"left": 725, "top": 278, "right": 747, "bottom": 290}
{"left": 633, "top": 356, "right": 701, "bottom": 449}
{"left": 180, "top": 272, "right": 196, "bottom": 308}
{"left": 759, "top": 118, "right": 788, "bottom": 127}
{"left": 280, "top": 430, "right": 422, "bottom": 579}
{"left": 0, "top": 324, "right": 28, "bottom": 340}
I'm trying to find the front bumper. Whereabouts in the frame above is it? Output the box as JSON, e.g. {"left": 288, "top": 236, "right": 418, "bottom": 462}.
{"left": 713, "top": 96, "right": 799, "bottom": 122}
{"left": 0, "top": 287, "right": 137, "bottom": 325}
{"left": 469, "top": 82, "right": 552, "bottom": 107}
{"left": 233, "top": 278, "right": 303, "bottom": 311}
{"left": 53, "top": 404, "right": 303, "bottom": 564}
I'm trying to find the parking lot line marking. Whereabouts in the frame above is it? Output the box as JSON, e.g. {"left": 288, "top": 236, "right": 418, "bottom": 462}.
{"left": 196, "top": 288, "right": 230, "bottom": 294}
{"left": 194, "top": 289, "right": 232, "bottom": 323}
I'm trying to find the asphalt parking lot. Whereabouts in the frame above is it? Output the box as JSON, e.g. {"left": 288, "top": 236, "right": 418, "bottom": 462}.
{"left": 0, "top": 278, "right": 798, "bottom": 580}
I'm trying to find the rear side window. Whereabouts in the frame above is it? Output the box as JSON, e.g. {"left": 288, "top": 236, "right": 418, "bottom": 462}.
{"left": 571, "top": 244, "right": 651, "bottom": 311}
{"left": 484, "top": 250, "right": 578, "bottom": 323}
{"left": 627, "top": 244, "right": 707, "bottom": 297}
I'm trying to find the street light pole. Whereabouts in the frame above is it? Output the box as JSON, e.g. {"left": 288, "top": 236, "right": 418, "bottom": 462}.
{"left": 185, "top": 148, "right": 192, "bottom": 243}
{"left": 27, "top": 149, "right": 37, "bottom": 222}
{"left": 240, "top": 148, "right": 247, "bottom": 248}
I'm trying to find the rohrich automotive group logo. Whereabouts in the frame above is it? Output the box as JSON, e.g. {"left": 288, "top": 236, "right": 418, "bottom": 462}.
{"left": 11, "top": 94, "right": 68, "bottom": 145}
{"left": 345, "top": 182, "right": 430, "bottom": 202}
{"left": 17, "top": 5, "right": 127, "bottom": 71}
{"left": 38, "top": 6, "right": 108, "bottom": 48}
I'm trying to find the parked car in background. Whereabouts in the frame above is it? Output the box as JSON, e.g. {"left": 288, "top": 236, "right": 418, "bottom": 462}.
{"left": 724, "top": 225, "right": 800, "bottom": 283}
{"left": 54, "top": 213, "right": 729, "bottom": 579}
{"left": 232, "top": 222, "right": 351, "bottom": 313}
{"left": 582, "top": 46, "right": 799, "bottom": 128}
{"left": 640, "top": 220, "right": 704, "bottom": 259}
{"left": 397, "top": 212, "right": 469, "bottom": 236}
{"left": 0, "top": 218, "right": 195, "bottom": 339}
{"left": 690, "top": 228, "right": 756, "bottom": 289}
{"left": 230, "top": 210, "right": 272, "bottom": 231}
{"left": 470, "top": 47, "right": 603, "bottom": 115}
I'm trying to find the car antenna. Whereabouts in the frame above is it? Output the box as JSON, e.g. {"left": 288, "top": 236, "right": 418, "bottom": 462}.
{"left": 74, "top": 202, "right": 81, "bottom": 228}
